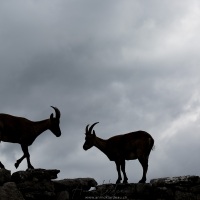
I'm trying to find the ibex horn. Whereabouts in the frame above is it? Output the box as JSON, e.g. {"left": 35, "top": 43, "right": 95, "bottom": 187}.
{"left": 85, "top": 124, "right": 90, "bottom": 134}
{"left": 89, "top": 122, "right": 99, "bottom": 134}
{"left": 51, "top": 106, "right": 61, "bottom": 119}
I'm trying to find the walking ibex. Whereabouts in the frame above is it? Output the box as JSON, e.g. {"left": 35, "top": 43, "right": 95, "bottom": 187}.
{"left": 0, "top": 106, "right": 61, "bottom": 169}
{"left": 83, "top": 122, "right": 154, "bottom": 183}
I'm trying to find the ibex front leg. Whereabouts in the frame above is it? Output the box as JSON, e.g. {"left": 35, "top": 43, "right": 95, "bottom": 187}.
{"left": 15, "top": 145, "right": 34, "bottom": 169}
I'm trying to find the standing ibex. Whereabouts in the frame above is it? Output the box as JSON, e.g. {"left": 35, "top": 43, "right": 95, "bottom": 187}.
{"left": 0, "top": 106, "right": 61, "bottom": 169}
{"left": 83, "top": 122, "right": 154, "bottom": 183}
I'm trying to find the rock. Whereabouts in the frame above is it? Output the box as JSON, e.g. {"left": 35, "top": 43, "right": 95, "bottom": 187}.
{"left": 0, "top": 182, "right": 25, "bottom": 200}
{"left": 0, "top": 169, "right": 11, "bottom": 185}
{"left": 53, "top": 178, "right": 97, "bottom": 200}
{"left": 53, "top": 178, "right": 97, "bottom": 191}
{"left": 87, "top": 183, "right": 133, "bottom": 199}
{"left": 2, "top": 168, "right": 200, "bottom": 200}
{"left": 175, "top": 190, "right": 196, "bottom": 200}
{"left": 11, "top": 168, "right": 60, "bottom": 183}
{"left": 11, "top": 169, "right": 59, "bottom": 200}
{"left": 93, "top": 183, "right": 117, "bottom": 196}
{"left": 153, "top": 186, "right": 174, "bottom": 199}
{"left": 17, "top": 180, "right": 55, "bottom": 193}
{"left": 136, "top": 183, "right": 152, "bottom": 197}
{"left": 150, "top": 175, "right": 199, "bottom": 187}
{"left": 56, "top": 191, "right": 69, "bottom": 200}
{"left": 190, "top": 185, "right": 200, "bottom": 193}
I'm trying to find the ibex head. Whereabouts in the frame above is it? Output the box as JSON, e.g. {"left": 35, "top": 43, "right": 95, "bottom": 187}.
{"left": 83, "top": 122, "right": 99, "bottom": 150}
{"left": 49, "top": 106, "right": 61, "bottom": 137}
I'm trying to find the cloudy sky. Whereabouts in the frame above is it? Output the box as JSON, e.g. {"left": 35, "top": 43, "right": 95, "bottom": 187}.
{"left": 1, "top": 0, "right": 200, "bottom": 184}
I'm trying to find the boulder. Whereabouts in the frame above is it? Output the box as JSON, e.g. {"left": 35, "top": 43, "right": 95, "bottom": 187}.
{"left": 56, "top": 191, "right": 70, "bottom": 200}
{"left": 0, "top": 169, "right": 11, "bottom": 185}
{"left": 150, "top": 175, "right": 200, "bottom": 187}
{"left": 86, "top": 183, "right": 152, "bottom": 199}
{"left": 0, "top": 182, "right": 24, "bottom": 200}
{"left": 54, "top": 178, "right": 97, "bottom": 191}
{"left": 175, "top": 190, "right": 196, "bottom": 200}
{"left": 11, "top": 168, "right": 60, "bottom": 183}
{"left": 11, "top": 169, "right": 59, "bottom": 200}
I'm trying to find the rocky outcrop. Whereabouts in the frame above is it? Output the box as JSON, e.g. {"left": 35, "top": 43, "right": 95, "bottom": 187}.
{"left": 12, "top": 169, "right": 59, "bottom": 200}
{"left": 85, "top": 175, "right": 200, "bottom": 200}
{"left": 1, "top": 169, "right": 200, "bottom": 199}
{"left": 0, "top": 182, "right": 24, "bottom": 200}
{"left": 0, "top": 169, "right": 97, "bottom": 200}
{"left": 54, "top": 178, "right": 97, "bottom": 199}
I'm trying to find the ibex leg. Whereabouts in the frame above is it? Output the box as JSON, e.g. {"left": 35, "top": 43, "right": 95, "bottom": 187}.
{"left": 115, "top": 161, "right": 122, "bottom": 184}
{"left": 15, "top": 154, "right": 26, "bottom": 169}
{"left": 138, "top": 156, "right": 148, "bottom": 183}
{"left": 15, "top": 145, "right": 34, "bottom": 169}
{"left": 22, "top": 145, "right": 34, "bottom": 169}
{"left": 121, "top": 160, "right": 128, "bottom": 184}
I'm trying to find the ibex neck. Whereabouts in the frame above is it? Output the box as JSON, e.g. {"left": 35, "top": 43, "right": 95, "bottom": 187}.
{"left": 33, "top": 119, "right": 50, "bottom": 136}
{"left": 94, "top": 136, "right": 107, "bottom": 155}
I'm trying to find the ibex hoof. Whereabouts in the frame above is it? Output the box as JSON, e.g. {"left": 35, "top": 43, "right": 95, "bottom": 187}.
{"left": 139, "top": 179, "right": 146, "bottom": 183}
{"left": 116, "top": 180, "right": 121, "bottom": 184}
{"left": 27, "top": 166, "right": 34, "bottom": 169}
{"left": 14, "top": 163, "right": 19, "bottom": 169}
{"left": 123, "top": 180, "right": 128, "bottom": 184}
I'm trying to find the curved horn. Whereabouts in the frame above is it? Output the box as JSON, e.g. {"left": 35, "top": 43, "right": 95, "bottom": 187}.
{"left": 51, "top": 106, "right": 61, "bottom": 119}
{"left": 89, "top": 122, "right": 99, "bottom": 133}
{"left": 85, "top": 124, "right": 90, "bottom": 134}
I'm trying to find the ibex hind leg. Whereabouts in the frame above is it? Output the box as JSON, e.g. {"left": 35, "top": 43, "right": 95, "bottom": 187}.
{"left": 15, "top": 145, "right": 34, "bottom": 169}
{"left": 115, "top": 161, "right": 122, "bottom": 184}
{"left": 121, "top": 160, "right": 128, "bottom": 184}
{"left": 21, "top": 145, "right": 34, "bottom": 169}
{"left": 15, "top": 155, "right": 26, "bottom": 169}
{"left": 138, "top": 156, "right": 148, "bottom": 183}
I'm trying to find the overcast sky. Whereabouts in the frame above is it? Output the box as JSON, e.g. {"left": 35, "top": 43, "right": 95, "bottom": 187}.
{"left": 1, "top": 0, "right": 200, "bottom": 184}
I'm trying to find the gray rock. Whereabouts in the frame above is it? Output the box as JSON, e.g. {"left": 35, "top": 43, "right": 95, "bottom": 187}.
{"left": 11, "top": 168, "right": 60, "bottom": 183}
{"left": 54, "top": 178, "right": 97, "bottom": 191}
{"left": 17, "top": 181, "right": 56, "bottom": 200}
{"left": 190, "top": 185, "right": 200, "bottom": 194}
{"left": 150, "top": 175, "right": 199, "bottom": 187}
{"left": 0, "top": 182, "right": 25, "bottom": 200}
{"left": 153, "top": 186, "right": 174, "bottom": 199}
{"left": 0, "top": 169, "right": 11, "bottom": 186}
{"left": 11, "top": 169, "right": 59, "bottom": 200}
{"left": 136, "top": 183, "right": 152, "bottom": 195}
{"left": 175, "top": 190, "right": 196, "bottom": 200}
{"left": 17, "top": 180, "right": 55, "bottom": 192}
{"left": 56, "top": 191, "right": 69, "bottom": 200}
{"left": 88, "top": 183, "right": 139, "bottom": 199}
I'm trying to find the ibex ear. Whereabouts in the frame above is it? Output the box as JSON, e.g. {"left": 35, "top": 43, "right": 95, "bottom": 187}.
{"left": 50, "top": 113, "right": 54, "bottom": 120}
{"left": 93, "top": 130, "right": 96, "bottom": 137}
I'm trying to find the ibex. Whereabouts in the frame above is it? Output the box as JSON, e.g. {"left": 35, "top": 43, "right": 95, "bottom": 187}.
{"left": 0, "top": 106, "right": 61, "bottom": 169}
{"left": 83, "top": 122, "right": 154, "bottom": 183}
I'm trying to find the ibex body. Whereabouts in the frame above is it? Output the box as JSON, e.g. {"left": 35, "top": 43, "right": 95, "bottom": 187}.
{"left": 83, "top": 122, "right": 154, "bottom": 183}
{"left": 0, "top": 106, "right": 61, "bottom": 169}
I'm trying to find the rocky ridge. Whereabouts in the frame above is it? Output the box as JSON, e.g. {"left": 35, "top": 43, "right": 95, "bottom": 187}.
{"left": 1, "top": 169, "right": 200, "bottom": 199}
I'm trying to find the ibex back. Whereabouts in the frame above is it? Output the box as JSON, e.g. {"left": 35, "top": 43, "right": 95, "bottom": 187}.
{"left": 0, "top": 106, "right": 61, "bottom": 169}
{"left": 83, "top": 122, "right": 154, "bottom": 183}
